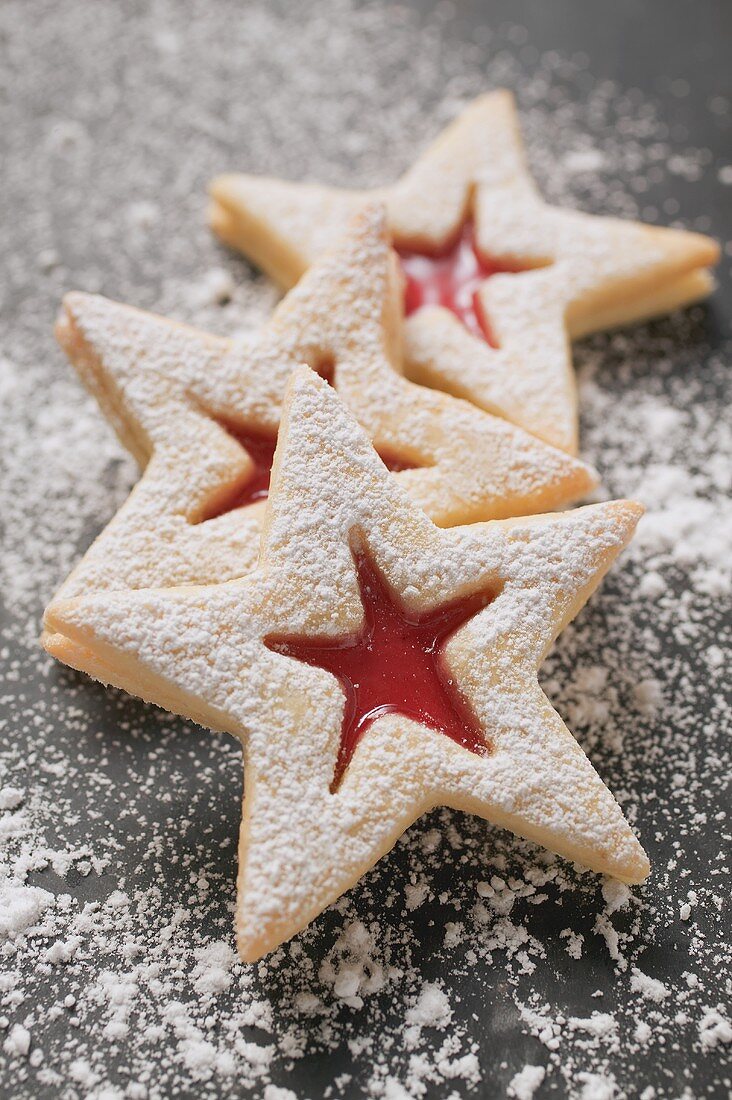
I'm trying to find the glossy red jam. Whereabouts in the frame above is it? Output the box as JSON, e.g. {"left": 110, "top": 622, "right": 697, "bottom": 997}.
{"left": 266, "top": 549, "right": 492, "bottom": 788}
{"left": 203, "top": 427, "right": 421, "bottom": 521}
{"left": 398, "top": 221, "right": 519, "bottom": 347}
{"left": 224, "top": 424, "right": 278, "bottom": 510}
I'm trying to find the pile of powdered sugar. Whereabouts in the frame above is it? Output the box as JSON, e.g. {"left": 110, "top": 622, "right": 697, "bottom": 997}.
{"left": 1, "top": 1, "right": 730, "bottom": 1098}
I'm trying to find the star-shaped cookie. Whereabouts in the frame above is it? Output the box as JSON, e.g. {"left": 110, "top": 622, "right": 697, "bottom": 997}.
{"left": 209, "top": 89, "right": 719, "bottom": 453}
{"left": 45, "top": 205, "right": 595, "bottom": 678}
{"left": 46, "top": 367, "right": 649, "bottom": 962}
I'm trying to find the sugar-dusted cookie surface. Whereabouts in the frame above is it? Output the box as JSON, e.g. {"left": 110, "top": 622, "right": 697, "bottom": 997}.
{"left": 45, "top": 205, "right": 596, "bottom": 677}
{"left": 47, "top": 368, "right": 649, "bottom": 962}
{"left": 210, "top": 90, "right": 719, "bottom": 454}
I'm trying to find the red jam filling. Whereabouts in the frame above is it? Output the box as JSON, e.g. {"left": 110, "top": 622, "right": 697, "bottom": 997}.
{"left": 204, "top": 428, "right": 421, "bottom": 521}
{"left": 220, "top": 424, "right": 278, "bottom": 512}
{"left": 398, "top": 221, "right": 520, "bottom": 347}
{"left": 266, "top": 548, "right": 492, "bottom": 789}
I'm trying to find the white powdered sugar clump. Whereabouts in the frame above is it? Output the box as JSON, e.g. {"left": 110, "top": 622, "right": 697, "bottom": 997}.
{"left": 405, "top": 983, "right": 453, "bottom": 1034}
{"left": 698, "top": 1008, "right": 732, "bottom": 1052}
{"left": 4, "top": 1024, "right": 32, "bottom": 1059}
{"left": 0, "top": 885, "right": 55, "bottom": 941}
{"left": 630, "top": 968, "right": 671, "bottom": 1004}
{"left": 508, "top": 1064, "right": 546, "bottom": 1099}
{"left": 0, "top": 788, "right": 25, "bottom": 812}
{"left": 0, "top": 1, "right": 729, "bottom": 1098}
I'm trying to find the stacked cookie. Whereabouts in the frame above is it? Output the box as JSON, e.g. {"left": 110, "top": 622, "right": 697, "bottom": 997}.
{"left": 43, "top": 92, "right": 718, "bottom": 961}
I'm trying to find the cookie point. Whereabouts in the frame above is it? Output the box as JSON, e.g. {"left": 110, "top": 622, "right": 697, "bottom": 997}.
{"left": 284, "top": 364, "right": 337, "bottom": 418}
{"left": 207, "top": 173, "right": 239, "bottom": 202}
{"left": 53, "top": 294, "right": 85, "bottom": 345}
{"left": 615, "top": 841, "right": 651, "bottom": 886}
{"left": 593, "top": 497, "right": 644, "bottom": 534}
{"left": 235, "top": 919, "right": 283, "bottom": 964}
{"left": 60, "top": 289, "right": 91, "bottom": 316}
{"left": 354, "top": 199, "right": 388, "bottom": 236}
{"left": 42, "top": 596, "right": 76, "bottom": 637}
{"left": 289, "top": 362, "right": 329, "bottom": 391}
{"left": 55, "top": 291, "right": 106, "bottom": 352}
{"left": 617, "top": 498, "right": 645, "bottom": 525}
{"left": 235, "top": 934, "right": 264, "bottom": 964}
{"left": 484, "top": 86, "right": 515, "bottom": 109}
{"left": 653, "top": 223, "right": 720, "bottom": 271}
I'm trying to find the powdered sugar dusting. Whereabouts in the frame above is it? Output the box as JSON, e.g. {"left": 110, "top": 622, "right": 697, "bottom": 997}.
{"left": 46, "top": 204, "right": 594, "bottom": 635}
{"left": 211, "top": 91, "right": 717, "bottom": 457}
{"left": 1, "top": 1, "right": 729, "bottom": 1097}
{"left": 46, "top": 370, "right": 648, "bottom": 960}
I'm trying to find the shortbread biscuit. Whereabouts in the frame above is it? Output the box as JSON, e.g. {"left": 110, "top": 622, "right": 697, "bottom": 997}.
{"left": 210, "top": 90, "right": 719, "bottom": 453}
{"left": 45, "top": 206, "right": 595, "bottom": 677}
{"left": 47, "top": 367, "right": 649, "bottom": 961}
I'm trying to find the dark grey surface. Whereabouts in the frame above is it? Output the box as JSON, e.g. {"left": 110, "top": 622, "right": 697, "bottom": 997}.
{"left": 1, "top": 1, "right": 730, "bottom": 1098}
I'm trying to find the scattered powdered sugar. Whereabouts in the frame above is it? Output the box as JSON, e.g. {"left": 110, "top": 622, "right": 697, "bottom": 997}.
{"left": 0, "top": 1, "right": 729, "bottom": 1098}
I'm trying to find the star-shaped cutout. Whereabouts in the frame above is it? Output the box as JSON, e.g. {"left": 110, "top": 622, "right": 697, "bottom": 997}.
{"left": 398, "top": 220, "right": 517, "bottom": 343}
{"left": 46, "top": 367, "right": 649, "bottom": 962}
{"left": 266, "top": 545, "right": 493, "bottom": 788}
{"left": 209, "top": 89, "right": 719, "bottom": 453}
{"left": 46, "top": 205, "right": 595, "bottom": 680}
